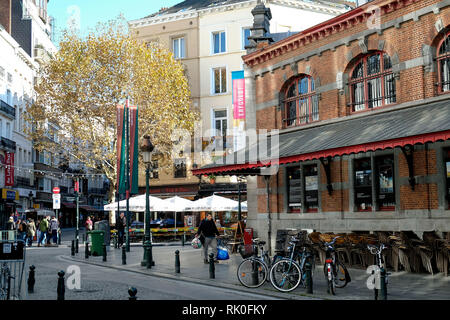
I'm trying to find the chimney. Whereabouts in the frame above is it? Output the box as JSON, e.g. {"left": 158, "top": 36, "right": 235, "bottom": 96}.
{"left": 0, "top": 0, "right": 12, "bottom": 34}
{"left": 245, "top": 0, "right": 273, "bottom": 53}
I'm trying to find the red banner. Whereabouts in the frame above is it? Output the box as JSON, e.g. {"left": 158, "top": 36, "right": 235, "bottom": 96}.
{"left": 5, "top": 152, "right": 14, "bottom": 186}
{"left": 116, "top": 104, "right": 125, "bottom": 192}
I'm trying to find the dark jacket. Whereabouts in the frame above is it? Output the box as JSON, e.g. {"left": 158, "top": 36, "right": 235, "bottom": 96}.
{"left": 197, "top": 219, "right": 220, "bottom": 238}
{"left": 117, "top": 216, "right": 126, "bottom": 231}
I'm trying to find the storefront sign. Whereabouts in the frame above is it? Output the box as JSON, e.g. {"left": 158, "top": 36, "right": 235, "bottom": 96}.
{"left": 1, "top": 189, "right": 19, "bottom": 200}
{"left": 4, "top": 152, "right": 14, "bottom": 187}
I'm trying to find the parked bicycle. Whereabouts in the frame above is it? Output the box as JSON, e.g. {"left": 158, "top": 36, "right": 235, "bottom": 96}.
{"left": 237, "top": 239, "right": 284, "bottom": 288}
{"left": 269, "top": 236, "right": 316, "bottom": 292}
{"left": 368, "top": 243, "right": 390, "bottom": 300}
{"left": 321, "top": 236, "right": 351, "bottom": 295}
{"left": 0, "top": 263, "right": 13, "bottom": 300}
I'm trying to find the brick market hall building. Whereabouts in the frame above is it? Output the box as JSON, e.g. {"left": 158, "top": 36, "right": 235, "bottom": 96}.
{"left": 194, "top": 0, "right": 450, "bottom": 273}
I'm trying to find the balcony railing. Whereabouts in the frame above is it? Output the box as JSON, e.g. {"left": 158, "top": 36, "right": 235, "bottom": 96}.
{"left": 0, "top": 99, "right": 15, "bottom": 119}
{"left": 0, "top": 136, "right": 16, "bottom": 152}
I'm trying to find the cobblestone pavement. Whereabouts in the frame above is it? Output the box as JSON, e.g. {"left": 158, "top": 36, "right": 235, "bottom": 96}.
{"left": 64, "top": 241, "right": 450, "bottom": 300}
{"left": 23, "top": 228, "right": 449, "bottom": 300}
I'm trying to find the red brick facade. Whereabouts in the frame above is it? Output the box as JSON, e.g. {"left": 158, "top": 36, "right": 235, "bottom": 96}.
{"left": 244, "top": 0, "right": 450, "bottom": 220}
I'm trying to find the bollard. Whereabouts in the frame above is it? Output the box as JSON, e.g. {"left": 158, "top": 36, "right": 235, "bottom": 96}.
{"left": 379, "top": 267, "right": 387, "bottom": 300}
{"left": 175, "top": 250, "right": 180, "bottom": 273}
{"left": 122, "top": 246, "right": 126, "bottom": 265}
{"left": 305, "top": 261, "right": 313, "bottom": 294}
{"left": 102, "top": 244, "right": 107, "bottom": 262}
{"left": 57, "top": 270, "right": 65, "bottom": 301}
{"left": 85, "top": 242, "right": 89, "bottom": 259}
{"left": 209, "top": 253, "right": 215, "bottom": 279}
{"left": 128, "top": 287, "right": 137, "bottom": 300}
{"left": 181, "top": 233, "right": 185, "bottom": 247}
{"left": 71, "top": 240, "right": 75, "bottom": 256}
{"left": 149, "top": 245, "right": 155, "bottom": 267}
{"left": 251, "top": 260, "right": 259, "bottom": 286}
{"left": 28, "top": 265, "right": 36, "bottom": 293}
{"left": 146, "top": 247, "right": 152, "bottom": 269}
{"left": 75, "top": 239, "right": 79, "bottom": 254}
{"left": 58, "top": 231, "right": 62, "bottom": 245}
{"left": 82, "top": 233, "right": 85, "bottom": 244}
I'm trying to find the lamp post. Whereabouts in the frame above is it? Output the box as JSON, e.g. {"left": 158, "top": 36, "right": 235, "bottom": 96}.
{"left": 141, "top": 135, "right": 155, "bottom": 267}
{"left": 28, "top": 191, "right": 34, "bottom": 210}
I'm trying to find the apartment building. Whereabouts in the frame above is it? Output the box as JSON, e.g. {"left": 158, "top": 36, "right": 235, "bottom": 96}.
{"left": 129, "top": 0, "right": 351, "bottom": 200}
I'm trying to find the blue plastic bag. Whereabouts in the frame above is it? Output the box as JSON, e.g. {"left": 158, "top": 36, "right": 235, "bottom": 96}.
{"left": 216, "top": 246, "right": 229, "bottom": 260}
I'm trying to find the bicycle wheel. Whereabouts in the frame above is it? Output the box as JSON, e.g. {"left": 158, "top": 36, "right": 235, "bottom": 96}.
{"left": 237, "top": 258, "right": 268, "bottom": 288}
{"left": 270, "top": 260, "right": 302, "bottom": 292}
{"left": 334, "top": 262, "right": 348, "bottom": 288}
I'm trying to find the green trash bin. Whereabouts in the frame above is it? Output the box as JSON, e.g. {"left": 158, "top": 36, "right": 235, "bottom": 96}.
{"left": 88, "top": 230, "right": 105, "bottom": 256}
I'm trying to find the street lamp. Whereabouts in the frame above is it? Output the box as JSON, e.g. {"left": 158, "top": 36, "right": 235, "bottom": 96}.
{"left": 28, "top": 191, "right": 34, "bottom": 210}
{"left": 141, "top": 135, "right": 155, "bottom": 267}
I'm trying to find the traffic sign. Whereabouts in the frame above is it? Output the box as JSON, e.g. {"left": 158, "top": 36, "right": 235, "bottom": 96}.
{"left": 53, "top": 193, "right": 61, "bottom": 210}
{"left": 53, "top": 187, "right": 60, "bottom": 194}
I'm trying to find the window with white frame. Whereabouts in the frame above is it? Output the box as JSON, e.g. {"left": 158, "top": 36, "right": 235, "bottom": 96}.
{"left": 242, "top": 27, "right": 251, "bottom": 50}
{"left": 212, "top": 31, "right": 226, "bottom": 54}
{"left": 172, "top": 37, "right": 185, "bottom": 59}
{"left": 212, "top": 67, "right": 227, "bottom": 94}
{"left": 213, "top": 109, "right": 227, "bottom": 137}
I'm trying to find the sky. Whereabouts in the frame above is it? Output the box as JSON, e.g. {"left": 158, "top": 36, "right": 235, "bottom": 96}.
{"left": 48, "top": 0, "right": 181, "bottom": 41}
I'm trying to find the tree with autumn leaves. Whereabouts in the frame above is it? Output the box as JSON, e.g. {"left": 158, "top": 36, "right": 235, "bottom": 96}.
{"left": 26, "top": 19, "right": 198, "bottom": 199}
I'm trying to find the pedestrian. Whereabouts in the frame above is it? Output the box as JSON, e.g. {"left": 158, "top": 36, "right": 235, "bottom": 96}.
{"left": 17, "top": 219, "right": 28, "bottom": 241}
{"left": 46, "top": 216, "right": 52, "bottom": 244}
{"left": 6, "top": 216, "right": 15, "bottom": 230}
{"left": 36, "top": 219, "right": 41, "bottom": 244}
{"left": 50, "top": 216, "right": 59, "bottom": 244}
{"left": 26, "top": 219, "right": 36, "bottom": 247}
{"left": 38, "top": 216, "right": 49, "bottom": 247}
{"left": 117, "top": 212, "right": 126, "bottom": 247}
{"left": 195, "top": 213, "right": 220, "bottom": 264}
{"left": 85, "top": 216, "right": 93, "bottom": 232}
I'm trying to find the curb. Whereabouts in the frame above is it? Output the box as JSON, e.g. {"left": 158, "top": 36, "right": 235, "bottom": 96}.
{"left": 60, "top": 255, "right": 325, "bottom": 300}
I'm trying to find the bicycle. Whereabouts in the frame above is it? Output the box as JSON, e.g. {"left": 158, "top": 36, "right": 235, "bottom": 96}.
{"left": 269, "top": 236, "right": 316, "bottom": 292}
{"left": 0, "top": 262, "right": 14, "bottom": 300}
{"left": 322, "top": 236, "right": 351, "bottom": 295}
{"left": 237, "top": 239, "right": 284, "bottom": 288}
{"left": 368, "top": 243, "right": 390, "bottom": 300}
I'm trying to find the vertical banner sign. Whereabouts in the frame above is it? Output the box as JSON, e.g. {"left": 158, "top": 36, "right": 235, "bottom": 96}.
{"left": 128, "top": 105, "right": 139, "bottom": 195}
{"left": 117, "top": 104, "right": 127, "bottom": 194}
{"left": 5, "top": 152, "right": 14, "bottom": 187}
{"left": 232, "top": 71, "right": 246, "bottom": 152}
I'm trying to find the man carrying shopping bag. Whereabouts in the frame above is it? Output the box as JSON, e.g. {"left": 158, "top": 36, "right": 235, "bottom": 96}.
{"left": 195, "top": 213, "right": 220, "bottom": 264}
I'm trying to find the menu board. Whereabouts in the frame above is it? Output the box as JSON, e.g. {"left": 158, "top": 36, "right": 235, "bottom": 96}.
{"left": 305, "top": 175, "right": 318, "bottom": 191}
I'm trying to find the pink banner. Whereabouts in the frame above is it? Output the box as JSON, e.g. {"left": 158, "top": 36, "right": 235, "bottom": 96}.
{"left": 233, "top": 78, "right": 245, "bottom": 120}
{"left": 5, "top": 152, "right": 14, "bottom": 187}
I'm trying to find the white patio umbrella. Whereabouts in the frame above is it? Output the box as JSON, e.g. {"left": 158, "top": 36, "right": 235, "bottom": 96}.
{"left": 103, "top": 194, "right": 165, "bottom": 212}
{"left": 232, "top": 201, "right": 248, "bottom": 212}
{"left": 158, "top": 196, "right": 194, "bottom": 229}
{"left": 185, "top": 195, "right": 240, "bottom": 212}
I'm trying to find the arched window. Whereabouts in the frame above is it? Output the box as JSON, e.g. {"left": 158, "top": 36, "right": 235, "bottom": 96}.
{"left": 438, "top": 32, "right": 450, "bottom": 93}
{"left": 283, "top": 76, "right": 318, "bottom": 128}
{"left": 349, "top": 51, "right": 396, "bottom": 112}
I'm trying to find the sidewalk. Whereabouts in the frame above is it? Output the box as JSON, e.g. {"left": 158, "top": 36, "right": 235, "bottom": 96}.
{"left": 63, "top": 243, "right": 450, "bottom": 300}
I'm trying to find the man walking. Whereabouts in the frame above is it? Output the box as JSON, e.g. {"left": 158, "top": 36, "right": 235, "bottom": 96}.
{"left": 38, "top": 216, "right": 48, "bottom": 247}
{"left": 117, "top": 212, "right": 126, "bottom": 247}
{"left": 50, "top": 216, "right": 59, "bottom": 244}
{"left": 195, "top": 213, "right": 220, "bottom": 264}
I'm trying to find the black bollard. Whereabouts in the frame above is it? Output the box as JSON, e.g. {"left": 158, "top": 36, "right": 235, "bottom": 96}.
{"left": 128, "top": 287, "right": 137, "bottom": 300}
{"left": 209, "top": 253, "right": 215, "bottom": 279}
{"left": 75, "top": 239, "right": 79, "bottom": 254}
{"left": 85, "top": 242, "right": 89, "bottom": 259}
{"left": 379, "top": 267, "right": 388, "bottom": 300}
{"left": 251, "top": 260, "right": 259, "bottom": 286}
{"left": 181, "top": 232, "right": 185, "bottom": 246}
{"left": 149, "top": 244, "right": 155, "bottom": 267}
{"left": 146, "top": 247, "right": 152, "bottom": 269}
{"left": 28, "top": 265, "right": 36, "bottom": 293}
{"left": 103, "top": 244, "right": 107, "bottom": 262}
{"left": 58, "top": 231, "right": 62, "bottom": 245}
{"left": 305, "top": 261, "right": 313, "bottom": 294}
{"left": 71, "top": 240, "right": 75, "bottom": 256}
{"left": 122, "top": 246, "right": 126, "bottom": 265}
{"left": 57, "top": 270, "right": 65, "bottom": 301}
{"left": 175, "top": 250, "right": 180, "bottom": 273}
